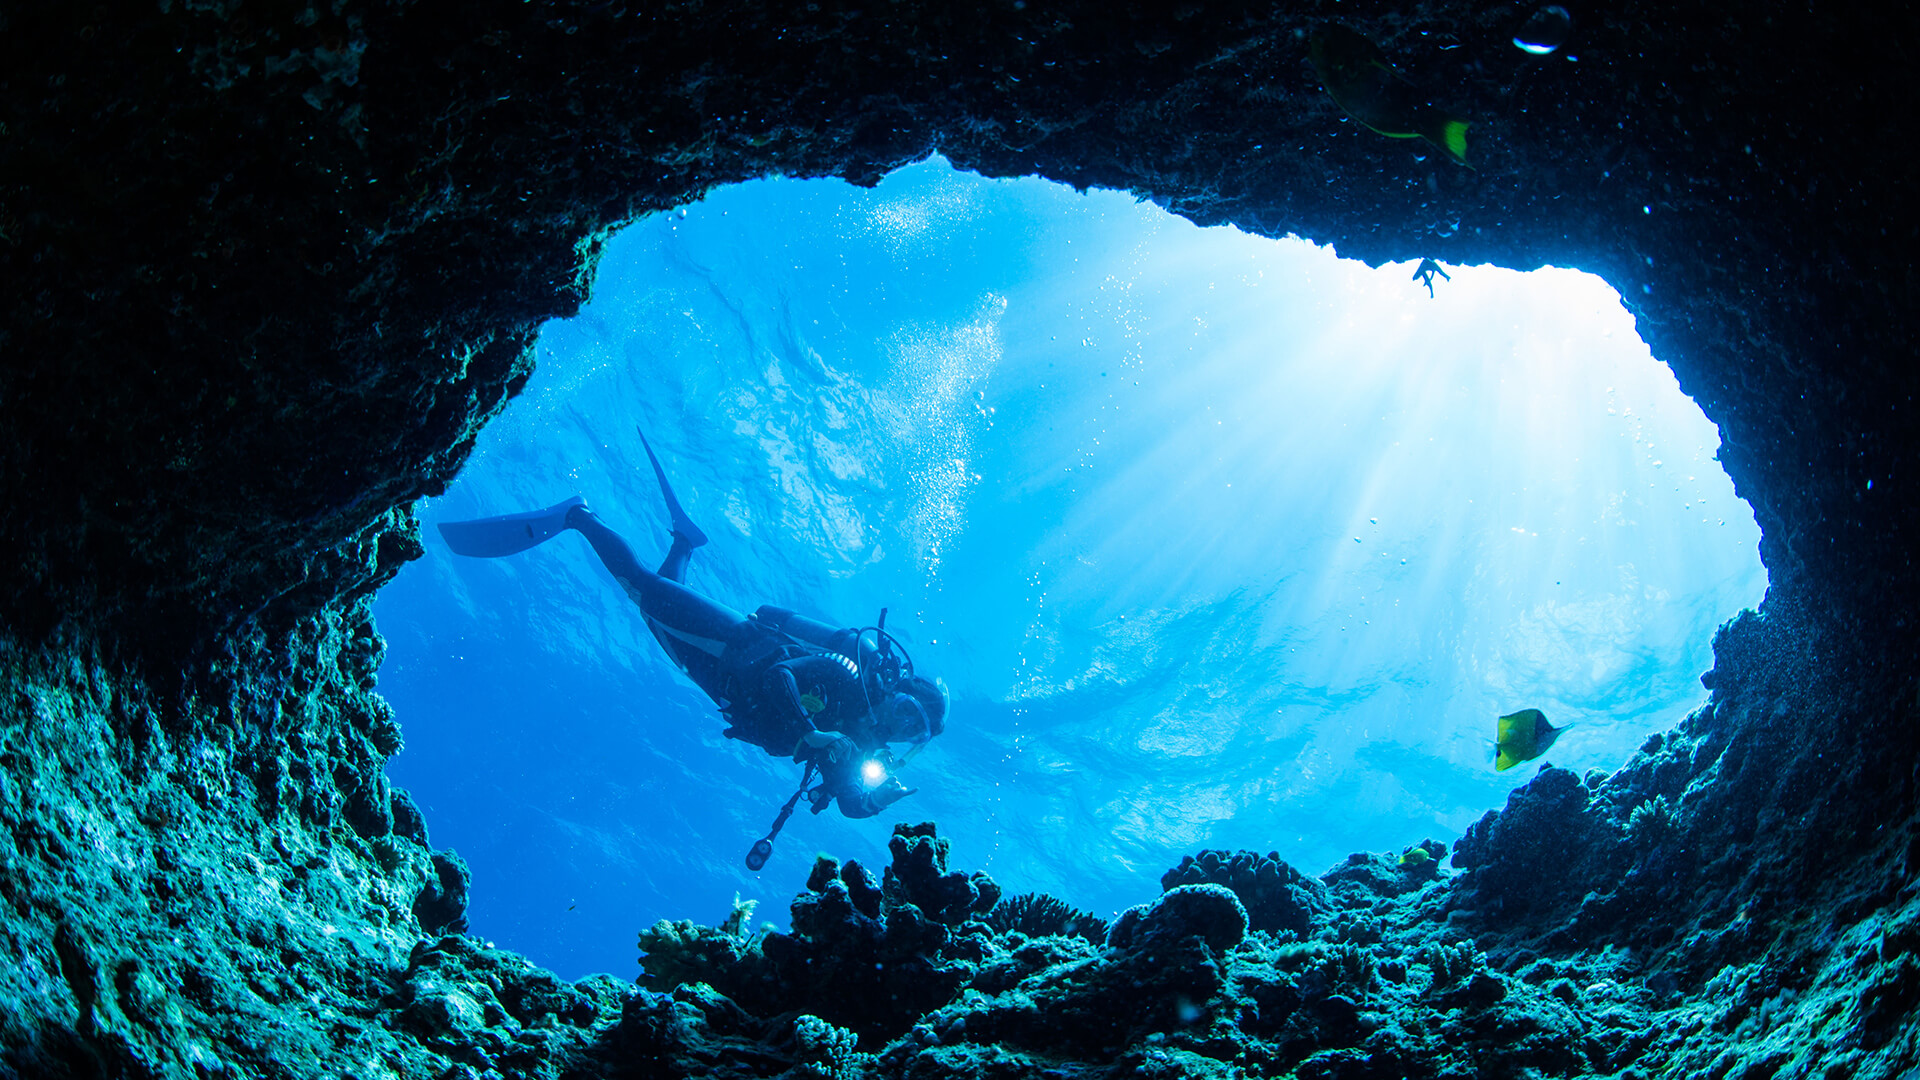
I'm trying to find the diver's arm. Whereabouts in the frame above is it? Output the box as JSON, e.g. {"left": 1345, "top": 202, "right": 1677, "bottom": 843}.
{"left": 796, "top": 734, "right": 861, "bottom": 814}
{"left": 758, "top": 662, "right": 824, "bottom": 754}
{"left": 768, "top": 664, "right": 816, "bottom": 727}
{"left": 766, "top": 654, "right": 867, "bottom": 739}
{"left": 803, "top": 752, "right": 915, "bottom": 818}
{"left": 835, "top": 789, "right": 883, "bottom": 819}
{"left": 840, "top": 776, "right": 915, "bottom": 818}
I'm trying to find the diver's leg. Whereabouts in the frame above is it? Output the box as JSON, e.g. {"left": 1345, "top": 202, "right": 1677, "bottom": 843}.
{"left": 638, "top": 429, "right": 707, "bottom": 582}
{"left": 564, "top": 503, "right": 744, "bottom": 645}
{"left": 658, "top": 534, "right": 696, "bottom": 583}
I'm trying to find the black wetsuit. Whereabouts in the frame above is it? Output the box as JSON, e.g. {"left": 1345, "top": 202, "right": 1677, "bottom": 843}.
{"left": 567, "top": 506, "right": 900, "bottom": 816}
{"left": 731, "top": 648, "right": 863, "bottom": 753}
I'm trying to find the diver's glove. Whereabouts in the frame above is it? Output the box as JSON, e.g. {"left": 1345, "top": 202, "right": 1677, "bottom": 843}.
{"left": 866, "top": 775, "right": 917, "bottom": 812}
{"left": 821, "top": 774, "right": 917, "bottom": 818}
{"left": 797, "top": 730, "right": 859, "bottom": 765}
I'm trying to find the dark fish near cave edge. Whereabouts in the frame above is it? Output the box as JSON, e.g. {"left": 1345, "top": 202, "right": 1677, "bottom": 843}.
{"left": 1494, "top": 708, "right": 1563, "bottom": 771}
{"left": 1309, "top": 24, "right": 1471, "bottom": 167}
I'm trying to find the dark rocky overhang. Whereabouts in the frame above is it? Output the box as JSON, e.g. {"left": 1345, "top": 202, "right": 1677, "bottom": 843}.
{"left": 2, "top": 2, "right": 1915, "bottom": 1076}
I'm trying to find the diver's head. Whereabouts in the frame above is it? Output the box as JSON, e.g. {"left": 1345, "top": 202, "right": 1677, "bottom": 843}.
{"left": 878, "top": 674, "right": 948, "bottom": 745}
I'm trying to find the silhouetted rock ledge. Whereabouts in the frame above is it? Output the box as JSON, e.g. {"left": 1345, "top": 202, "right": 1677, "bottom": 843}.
{"left": 2, "top": 1, "right": 1916, "bottom": 1077}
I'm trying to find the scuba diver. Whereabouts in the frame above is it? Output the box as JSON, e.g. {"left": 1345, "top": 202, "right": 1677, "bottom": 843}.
{"left": 1412, "top": 257, "right": 1451, "bottom": 298}
{"left": 436, "top": 431, "right": 948, "bottom": 870}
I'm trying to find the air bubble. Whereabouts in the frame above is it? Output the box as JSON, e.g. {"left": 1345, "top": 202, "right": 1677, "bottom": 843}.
{"left": 1513, "top": 5, "right": 1573, "bottom": 54}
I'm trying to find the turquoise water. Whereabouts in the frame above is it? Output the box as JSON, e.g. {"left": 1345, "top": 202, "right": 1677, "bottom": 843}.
{"left": 372, "top": 159, "right": 1766, "bottom": 979}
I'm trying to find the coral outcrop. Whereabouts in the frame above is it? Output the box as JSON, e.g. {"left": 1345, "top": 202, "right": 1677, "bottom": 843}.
{"left": 984, "top": 893, "right": 1108, "bottom": 946}
{"left": 1164, "top": 849, "right": 1333, "bottom": 936}
{"left": 2, "top": 0, "right": 1915, "bottom": 1076}
{"left": 601, "top": 814, "right": 1917, "bottom": 1077}
{"left": 632, "top": 827, "right": 1001, "bottom": 1045}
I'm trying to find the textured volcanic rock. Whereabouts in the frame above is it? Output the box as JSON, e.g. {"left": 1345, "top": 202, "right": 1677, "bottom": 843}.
{"left": 2, "top": 0, "right": 1916, "bottom": 1076}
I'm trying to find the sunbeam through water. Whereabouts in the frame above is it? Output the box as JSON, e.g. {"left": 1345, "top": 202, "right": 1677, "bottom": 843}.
{"left": 371, "top": 158, "right": 1766, "bottom": 979}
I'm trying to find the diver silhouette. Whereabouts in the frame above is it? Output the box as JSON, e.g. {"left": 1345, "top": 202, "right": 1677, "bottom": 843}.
{"left": 437, "top": 430, "right": 947, "bottom": 870}
{"left": 1413, "top": 257, "right": 1451, "bottom": 298}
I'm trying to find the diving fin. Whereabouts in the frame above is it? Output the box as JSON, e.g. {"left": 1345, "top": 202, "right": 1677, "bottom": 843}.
{"left": 637, "top": 427, "right": 708, "bottom": 548}
{"left": 437, "top": 495, "right": 585, "bottom": 558}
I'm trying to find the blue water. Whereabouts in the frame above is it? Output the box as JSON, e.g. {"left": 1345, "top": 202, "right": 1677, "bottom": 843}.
{"left": 373, "top": 158, "right": 1767, "bottom": 980}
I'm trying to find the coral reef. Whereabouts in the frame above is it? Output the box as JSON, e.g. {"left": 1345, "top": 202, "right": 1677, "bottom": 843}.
{"left": 1163, "top": 849, "right": 1332, "bottom": 936}
{"left": 1, "top": 0, "right": 1916, "bottom": 1076}
{"left": 984, "top": 893, "right": 1108, "bottom": 945}
{"left": 632, "top": 826, "right": 1002, "bottom": 1045}
{"left": 598, "top": 819, "right": 1909, "bottom": 1078}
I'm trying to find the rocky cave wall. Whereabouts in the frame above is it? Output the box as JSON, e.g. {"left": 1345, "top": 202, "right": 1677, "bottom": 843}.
{"left": 2, "top": 1, "right": 1915, "bottom": 1077}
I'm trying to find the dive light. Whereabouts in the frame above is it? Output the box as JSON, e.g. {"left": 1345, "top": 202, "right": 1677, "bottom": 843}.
{"left": 859, "top": 749, "right": 897, "bottom": 789}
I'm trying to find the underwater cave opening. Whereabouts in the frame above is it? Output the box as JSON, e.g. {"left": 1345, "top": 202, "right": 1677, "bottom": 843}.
{"left": 369, "top": 157, "right": 1766, "bottom": 980}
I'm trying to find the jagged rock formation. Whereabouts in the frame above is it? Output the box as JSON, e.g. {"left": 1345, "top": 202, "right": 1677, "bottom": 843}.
{"left": 1, "top": 1, "right": 1914, "bottom": 1077}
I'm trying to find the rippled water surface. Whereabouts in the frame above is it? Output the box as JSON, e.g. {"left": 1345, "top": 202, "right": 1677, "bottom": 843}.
{"left": 373, "top": 159, "right": 1766, "bottom": 978}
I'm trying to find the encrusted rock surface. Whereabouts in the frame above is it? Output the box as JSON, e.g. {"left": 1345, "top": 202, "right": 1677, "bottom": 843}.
{"left": 2, "top": 0, "right": 1915, "bottom": 1076}
{"left": 617, "top": 814, "right": 1920, "bottom": 1077}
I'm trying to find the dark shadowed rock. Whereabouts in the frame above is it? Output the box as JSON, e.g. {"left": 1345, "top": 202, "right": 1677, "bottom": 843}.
{"left": 415, "top": 849, "right": 473, "bottom": 935}
{"left": 1452, "top": 766, "right": 1597, "bottom": 914}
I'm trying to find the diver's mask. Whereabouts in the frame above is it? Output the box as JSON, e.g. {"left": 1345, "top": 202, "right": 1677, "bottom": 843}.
{"left": 879, "top": 691, "right": 933, "bottom": 746}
